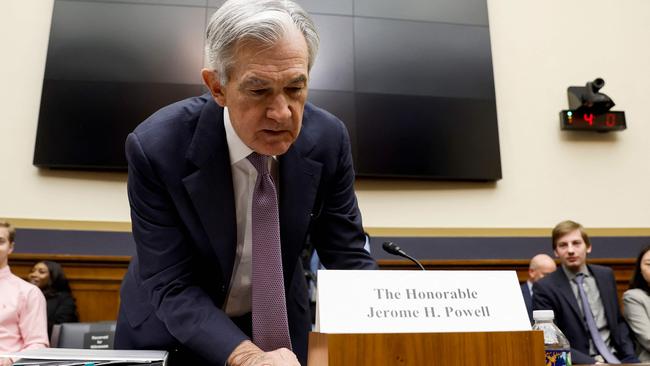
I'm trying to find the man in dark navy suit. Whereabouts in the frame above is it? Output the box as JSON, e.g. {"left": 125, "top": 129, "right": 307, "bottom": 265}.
{"left": 114, "top": 1, "right": 377, "bottom": 365}
{"left": 533, "top": 220, "right": 638, "bottom": 364}
{"left": 521, "top": 254, "right": 556, "bottom": 323}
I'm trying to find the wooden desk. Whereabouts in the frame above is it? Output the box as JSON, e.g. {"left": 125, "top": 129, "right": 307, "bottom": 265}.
{"left": 576, "top": 364, "right": 650, "bottom": 366}
{"left": 308, "top": 331, "right": 545, "bottom": 366}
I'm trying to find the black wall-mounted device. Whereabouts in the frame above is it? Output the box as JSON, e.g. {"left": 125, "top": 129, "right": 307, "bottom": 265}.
{"left": 559, "top": 78, "right": 626, "bottom": 132}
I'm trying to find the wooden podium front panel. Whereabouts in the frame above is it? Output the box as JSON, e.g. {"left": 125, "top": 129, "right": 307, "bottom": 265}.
{"left": 309, "top": 331, "right": 545, "bottom": 366}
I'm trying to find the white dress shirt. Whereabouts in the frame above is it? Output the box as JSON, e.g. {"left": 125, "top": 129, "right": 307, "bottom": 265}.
{"left": 222, "top": 107, "right": 277, "bottom": 317}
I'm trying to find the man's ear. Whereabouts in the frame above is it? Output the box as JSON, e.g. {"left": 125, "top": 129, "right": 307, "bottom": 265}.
{"left": 201, "top": 68, "right": 227, "bottom": 107}
{"left": 8, "top": 242, "right": 14, "bottom": 256}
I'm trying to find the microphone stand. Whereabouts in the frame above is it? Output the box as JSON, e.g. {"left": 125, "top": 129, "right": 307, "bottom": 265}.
{"left": 382, "top": 241, "right": 426, "bottom": 271}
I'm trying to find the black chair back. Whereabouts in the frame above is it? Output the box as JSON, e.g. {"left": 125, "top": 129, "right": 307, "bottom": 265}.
{"left": 50, "top": 321, "right": 117, "bottom": 349}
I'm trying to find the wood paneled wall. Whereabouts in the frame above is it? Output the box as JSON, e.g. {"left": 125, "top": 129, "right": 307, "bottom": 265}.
{"left": 9, "top": 254, "right": 130, "bottom": 322}
{"left": 7, "top": 255, "right": 636, "bottom": 322}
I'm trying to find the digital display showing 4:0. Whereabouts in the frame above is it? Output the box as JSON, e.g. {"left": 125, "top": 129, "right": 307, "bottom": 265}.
{"left": 560, "top": 110, "right": 626, "bottom": 132}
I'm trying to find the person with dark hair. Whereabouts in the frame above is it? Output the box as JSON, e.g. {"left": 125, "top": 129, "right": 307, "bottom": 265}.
{"left": 533, "top": 220, "right": 639, "bottom": 364}
{"left": 28, "top": 261, "right": 79, "bottom": 336}
{"left": 623, "top": 245, "right": 650, "bottom": 362}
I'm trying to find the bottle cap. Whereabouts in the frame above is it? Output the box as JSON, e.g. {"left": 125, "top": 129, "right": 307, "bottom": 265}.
{"left": 533, "top": 309, "right": 554, "bottom": 321}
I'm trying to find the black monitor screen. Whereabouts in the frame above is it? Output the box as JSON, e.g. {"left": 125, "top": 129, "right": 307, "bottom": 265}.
{"left": 34, "top": 0, "right": 501, "bottom": 180}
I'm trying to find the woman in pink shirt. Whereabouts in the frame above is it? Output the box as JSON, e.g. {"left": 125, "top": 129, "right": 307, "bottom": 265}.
{"left": 0, "top": 221, "right": 48, "bottom": 366}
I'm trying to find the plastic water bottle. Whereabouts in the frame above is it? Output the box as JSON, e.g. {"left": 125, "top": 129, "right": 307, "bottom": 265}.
{"left": 532, "top": 310, "right": 572, "bottom": 366}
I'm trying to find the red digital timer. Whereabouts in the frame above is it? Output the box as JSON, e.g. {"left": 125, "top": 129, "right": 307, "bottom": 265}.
{"left": 559, "top": 110, "right": 626, "bottom": 132}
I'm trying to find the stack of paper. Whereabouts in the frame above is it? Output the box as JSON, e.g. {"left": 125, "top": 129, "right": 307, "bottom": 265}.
{"left": 0, "top": 348, "right": 168, "bottom": 366}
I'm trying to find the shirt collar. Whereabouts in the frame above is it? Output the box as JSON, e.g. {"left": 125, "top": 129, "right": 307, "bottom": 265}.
{"left": 223, "top": 107, "right": 278, "bottom": 169}
{"left": 0, "top": 265, "right": 10, "bottom": 279}
{"left": 562, "top": 264, "right": 589, "bottom": 281}
{"left": 223, "top": 107, "right": 253, "bottom": 166}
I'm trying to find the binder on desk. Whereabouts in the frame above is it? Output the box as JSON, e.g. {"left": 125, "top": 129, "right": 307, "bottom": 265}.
{"left": 1, "top": 348, "right": 168, "bottom": 366}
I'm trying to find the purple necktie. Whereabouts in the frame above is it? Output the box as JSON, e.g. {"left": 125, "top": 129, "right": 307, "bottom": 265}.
{"left": 247, "top": 152, "right": 292, "bottom": 352}
{"left": 574, "top": 273, "right": 620, "bottom": 364}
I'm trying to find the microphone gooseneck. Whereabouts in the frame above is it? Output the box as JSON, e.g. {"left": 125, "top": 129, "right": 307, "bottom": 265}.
{"left": 382, "top": 241, "right": 426, "bottom": 271}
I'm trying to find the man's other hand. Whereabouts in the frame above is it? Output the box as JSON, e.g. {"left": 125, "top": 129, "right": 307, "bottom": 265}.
{"left": 227, "top": 340, "right": 300, "bottom": 366}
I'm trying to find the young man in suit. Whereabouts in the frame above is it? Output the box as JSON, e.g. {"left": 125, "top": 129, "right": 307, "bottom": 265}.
{"left": 521, "top": 254, "right": 556, "bottom": 323}
{"left": 533, "top": 220, "right": 639, "bottom": 364}
{"left": 114, "top": 1, "right": 377, "bottom": 365}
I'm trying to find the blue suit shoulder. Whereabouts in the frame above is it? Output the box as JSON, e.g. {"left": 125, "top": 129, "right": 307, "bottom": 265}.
{"left": 535, "top": 267, "right": 564, "bottom": 287}
{"left": 588, "top": 264, "right": 614, "bottom": 276}
{"left": 299, "top": 102, "right": 352, "bottom": 169}
{"left": 301, "top": 102, "right": 349, "bottom": 143}
{"left": 125, "top": 95, "right": 214, "bottom": 176}
{"left": 131, "top": 94, "right": 208, "bottom": 146}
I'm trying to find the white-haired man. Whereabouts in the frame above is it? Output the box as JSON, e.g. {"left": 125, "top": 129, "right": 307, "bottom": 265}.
{"left": 114, "top": 1, "right": 377, "bottom": 365}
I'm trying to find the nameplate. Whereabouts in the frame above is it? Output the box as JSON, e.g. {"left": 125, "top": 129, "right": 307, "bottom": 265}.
{"left": 315, "top": 270, "right": 530, "bottom": 333}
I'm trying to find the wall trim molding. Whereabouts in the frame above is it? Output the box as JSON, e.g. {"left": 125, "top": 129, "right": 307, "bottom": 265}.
{"left": 367, "top": 227, "right": 650, "bottom": 237}
{"left": 10, "top": 253, "right": 131, "bottom": 265}
{"left": 7, "top": 218, "right": 132, "bottom": 232}
{"left": 5, "top": 219, "right": 650, "bottom": 237}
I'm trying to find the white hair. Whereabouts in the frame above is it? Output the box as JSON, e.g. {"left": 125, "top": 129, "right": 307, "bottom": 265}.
{"left": 205, "top": 0, "right": 320, "bottom": 85}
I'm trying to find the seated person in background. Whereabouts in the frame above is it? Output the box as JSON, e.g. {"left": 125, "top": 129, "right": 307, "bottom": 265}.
{"left": 28, "top": 261, "right": 79, "bottom": 337}
{"left": 533, "top": 220, "right": 639, "bottom": 364}
{"left": 521, "top": 254, "right": 556, "bottom": 322}
{"left": 622, "top": 245, "right": 650, "bottom": 362}
{"left": 305, "top": 233, "right": 371, "bottom": 325}
{"left": 0, "top": 220, "right": 48, "bottom": 366}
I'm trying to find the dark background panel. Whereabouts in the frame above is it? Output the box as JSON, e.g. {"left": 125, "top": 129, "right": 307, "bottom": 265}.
{"left": 14, "top": 229, "right": 137, "bottom": 256}
{"left": 369, "top": 236, "right": 650, "bottom": 260}
{"left": 354, "top": 17, "right": 495, "bottom": 100}
{"left": 355, "top": 93, "right": 501, "bottom": 180}
{"left": 354, "top": 0, "right": 488, "bottom": 26}
{"left": 308, "top": 14, "right": 355, "bottom": 92}
{"left": 85, "top": 0, "right": 206, "bottom": 5}
{"left": 296, "top": 0, "right": 353, "bottom": 15}
{"left": 45, "top": 0, "right": 206, "bottom": 85}
{"left": 12, "top": 228, "right": 649, "bottom": 261}
{"left": 35, "top": 0, "right": 502, "bottom": 180}
{"left": 34, "top": 80, "right": 204, "bottom": 169}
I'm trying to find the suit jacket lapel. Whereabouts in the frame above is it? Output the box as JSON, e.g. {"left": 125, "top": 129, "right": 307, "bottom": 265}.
{"left": 590, "top": 265, "right": 618, "bottom": 331}
{"left": 182, "top": 98, "right": 237, "bottom": 286}
{"left": 180, "top": 99, "right": 323, "bottom": 289}
{"left": 522, "top": 284, "right": 532, "bottom": 309}
{"left": 555, "top": 270, "right": 586, "bottom": 323}
{"left": 278, "top": 124, "right": 322, "bottom": 285}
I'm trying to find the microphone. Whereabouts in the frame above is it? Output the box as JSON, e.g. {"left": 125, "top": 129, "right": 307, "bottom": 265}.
{"left": 382, "top": 241, "right": 426, "bottom": 271}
